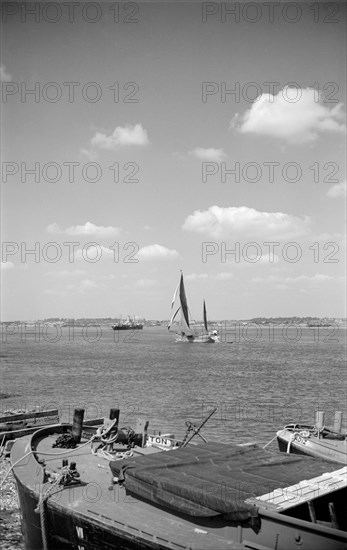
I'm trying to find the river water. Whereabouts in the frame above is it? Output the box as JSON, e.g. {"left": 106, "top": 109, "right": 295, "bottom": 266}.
{"left": 1, "top": 324, "right": 346, "bottom": 449}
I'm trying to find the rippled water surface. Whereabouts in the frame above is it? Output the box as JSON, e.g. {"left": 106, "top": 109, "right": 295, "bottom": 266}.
{"left": 1, "top": 326, "right": 346, "bottom": 448}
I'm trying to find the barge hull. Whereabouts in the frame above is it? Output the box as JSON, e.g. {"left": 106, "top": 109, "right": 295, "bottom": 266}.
{"left": 11, "top": 427, "right": 347, "bottom": 550}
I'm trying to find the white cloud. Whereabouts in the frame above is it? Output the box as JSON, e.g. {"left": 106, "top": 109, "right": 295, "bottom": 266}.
{"left": 257, "top": 253, "right": 280, "bottom": 265}
{"left": 78, "top": 279, "right": 101, "bottom": 292}
{"left": 185, "top": 272, "right": 233, "bottom": 281}
{"left": 0, "top": 65, "right": 12, "bottom": 82}
{"left": 311, "top": 274, "right": 333, "bottom": 281}
{"left": 134, "top": 279, "right": 157, "bottom": 288}
{"left": 215, "top": 272, "right": 234, "bottom": 280}
{"left": 314, "top": 232, "right": 346, "bottom": 245}
{"left": 327, "top": 180, "right": 346, "bottom": 198}
{"left": 1, "top": 261, "right": 14, "bottom": 270}
{"left": 252, "top": 273, "right": 333, "bottom": 285}
{"left": 45, "top": 269, "right": 87, "bottom": 277}
{"left": 185, "top": 273, "right": 209, "bottom": 281}
{"left": 75, "top": 245, "right": 116, "bottom": 261}
{"left": 231, "top": 87, "right": 346, "bottom": 144}
{"left": 137, "top": 244, "right": 180, "bottom": 260}
{"left": 189, "top": 148, "right": 226, "bottom": 162}
{"left": 44, "top": 278, "right": 103, "bottom": 295}
{"left": 80, "top": 148, "right": 98, "bottom": 161}
{"left": 91, "top": 123, "right": 149, "bottom": 149}
{"left": 47, "top": 221, "right": 122, "bottom": 237}
{"left": 183, "top": 205, "right": 310, "bottom": 240}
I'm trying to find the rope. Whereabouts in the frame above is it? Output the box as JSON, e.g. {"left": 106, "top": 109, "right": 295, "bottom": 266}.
{"left": 1, "top": 421, "right": 136, "bottom": 488}
{"left": 262, "top": 434, "right": 278, "bottom": 449}
{"left": 1, "top": 421, "right": 134, "bottom": 547}
{"left": 100, "top": 431, "right": 119, "bottom": 445}
{"left": 35, "top": 476, "right": 63, "bottom": 550}
{"left": 287, "top": 433, "right": 296, "bottom": 453}
{"left": 97, "top": 418, "right": 119, "bottom": 444}
{"left": 92, "top": 447, "right": 134, "bottom": 461}
{"left": 39, "top": 497, "right": 49, "bottom": 550}
{"left": 34, "top": 465, "right": 81, "bottom": 550}
{"left": 0, "top": 434, "right": 6, "bottom": 457}
{"left": 0, "top": 436, "right": 96, "bottom": 490}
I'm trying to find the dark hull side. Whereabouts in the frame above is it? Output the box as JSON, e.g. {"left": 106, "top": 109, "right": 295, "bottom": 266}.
{"left": 14, "top": 477, "right": 163, "bottom": 550}
{"left": 277, "top": 432, "right": 347, "bottom": 464}
{"left": 14, "top": 472, "right": 347, "bottom": 550}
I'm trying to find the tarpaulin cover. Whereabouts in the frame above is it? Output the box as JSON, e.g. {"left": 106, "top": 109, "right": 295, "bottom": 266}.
{"left": 110, "top": 442, "right": 340, "bottom": 521}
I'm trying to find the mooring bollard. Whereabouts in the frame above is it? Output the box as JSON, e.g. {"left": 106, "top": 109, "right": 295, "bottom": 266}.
{"left": 333, "top": 411, "right": 343, "bottom": 434}
{"left": 109, "top": 408, "right": 120, "bottom": 424}
{"left": 72, "top": 408, "right": 85, "bottom": 443}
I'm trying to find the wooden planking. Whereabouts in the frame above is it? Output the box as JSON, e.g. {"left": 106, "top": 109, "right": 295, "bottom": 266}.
{"left": 0, "top": 416, "right": 60, "bottom": 431}
{"left": 246, "top": 467, "right": 347, "bottom": 511}
{"left": 0, "top": 409, "right": 59, "bottom": 423}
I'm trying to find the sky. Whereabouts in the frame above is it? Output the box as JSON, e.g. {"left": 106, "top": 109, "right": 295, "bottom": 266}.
{"left": 1, "top": 1, "right": 346, "bottom": 321}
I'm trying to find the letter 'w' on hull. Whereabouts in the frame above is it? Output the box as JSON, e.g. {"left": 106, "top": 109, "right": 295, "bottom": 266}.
{"left": 168, "top": 271, "right": 220, "bottom": 344}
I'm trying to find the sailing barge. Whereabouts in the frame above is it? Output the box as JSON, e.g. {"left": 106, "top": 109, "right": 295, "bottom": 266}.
{"left": 168, "top": 272, "right": 220, "bottom": 343}
{"left": 10, "top": 408, "right": 347, "bottom": 550}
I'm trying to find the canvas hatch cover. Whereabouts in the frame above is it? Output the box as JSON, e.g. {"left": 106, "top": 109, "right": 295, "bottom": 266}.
{"left": 110, "top": 442, "right": 343, "bottom": 522}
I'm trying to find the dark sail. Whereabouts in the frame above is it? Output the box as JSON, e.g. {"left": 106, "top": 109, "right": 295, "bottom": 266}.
{"left": 179, "top": 273, "right": 190, "bottom": 328}
{"left": 203, "top": 300, "right": 208, "bottom": 332}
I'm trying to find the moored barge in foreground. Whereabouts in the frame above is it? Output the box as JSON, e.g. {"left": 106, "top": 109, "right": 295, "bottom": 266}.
{"left": 11, "top": 414, "right": 347, "bottom": 550}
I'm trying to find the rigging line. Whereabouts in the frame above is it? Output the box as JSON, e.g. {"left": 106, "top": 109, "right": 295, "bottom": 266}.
{"left": 168, "top": 306, "right": 181, "bottom": 329}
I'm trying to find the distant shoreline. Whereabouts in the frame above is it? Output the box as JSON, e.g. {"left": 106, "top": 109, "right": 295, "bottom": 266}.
{"left": 1, "top": 319, "right": 347, "bottom": 329}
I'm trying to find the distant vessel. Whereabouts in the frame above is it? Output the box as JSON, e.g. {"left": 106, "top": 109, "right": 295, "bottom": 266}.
{"left": 307, "top": 319, "right": 334, "bottom": 327}
{"left": 277, "top": 411, "right": 347, "bottom": 464}
{"left": 111, "top": 316, "right": 143, "bottom": 331}
{"left": 168, "top": 271, "right": 219, "bottom": 343}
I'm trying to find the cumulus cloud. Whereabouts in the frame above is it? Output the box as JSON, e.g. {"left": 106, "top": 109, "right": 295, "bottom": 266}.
{"left": 252, "top": 253, "right": 280, "bottom": 265}
{"left": 137, "top": 244, "right": 180, "bottom": 260}
{"left": 47, "top": 221, "right": 122, "bottom": 237}
{"left": 0, "top": 65, "right": 12, "bottom": 82}
{"left": 44, "top": 278, "right": 103, "bottom": 296}
{"left": 1, "top": 261, "right": 14, "bottom": 270}
{"left": 327, "top": 180, "right": 346, "bottom": 198}
{"left": 78, "top": 279, "right": 101, "bottom": 292}
{"left": 134, "top": 279, "right": 157, "bottom": 288}
{"left": 183, "top": 205, "right": 310, "bottom": 240}
{"left": 186, "top": 272, "right": 233, "bottom": 281}
{"left": 185, "top": 273, "right": 209, "bottom": 281}
{"left": 74, "top": 245, "right": 116, "bottom": 261}
{"left": 189, "top": 148, "right": 226, "bottom": 162}
{"left": 252, "top": 274, "right": 333, "bottom": 285}
{"left": 80, "top": 148, "right": 98, "bottom": 161}
{"left": 231, "top": 87, "right": 346, "bottom": 144}
{"left": 215, "top": 272, "right": 234, "bottom": 280}
{"left": 45, "top": 269, "right": 87, "bottom": 277}
{"left": 91, "top": 123, "right": 149, "bottom": 149}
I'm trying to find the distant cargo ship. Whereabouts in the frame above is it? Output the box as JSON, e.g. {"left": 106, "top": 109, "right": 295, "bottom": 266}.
{"left": 307, "top": 319, "right": 334, "bottom": 327}
{"left": 111, "top": 317, "right": 143, "bottom": 330}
